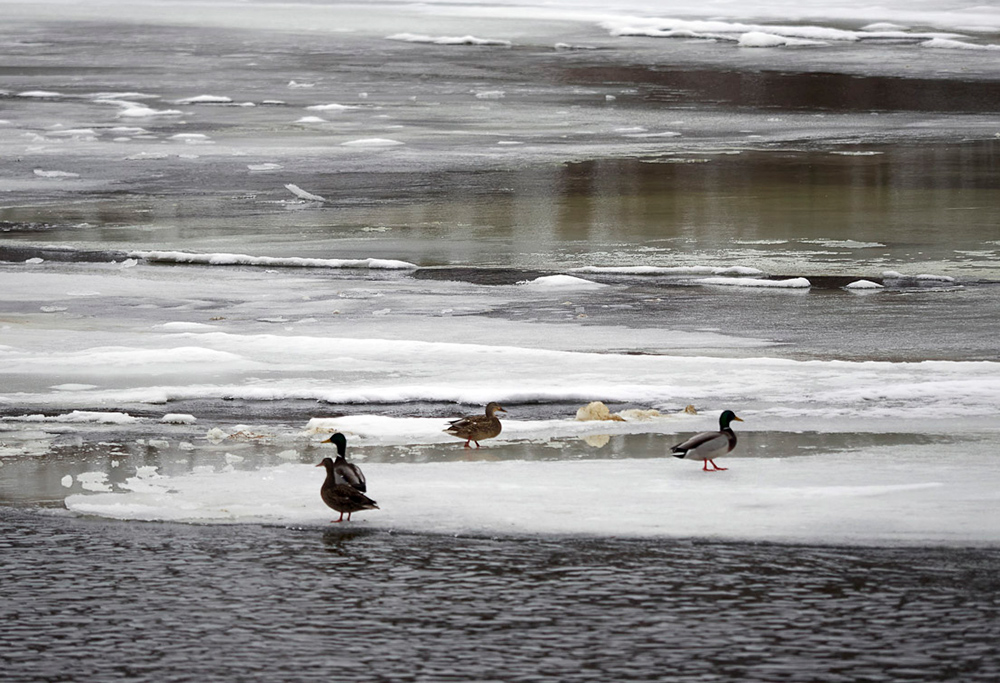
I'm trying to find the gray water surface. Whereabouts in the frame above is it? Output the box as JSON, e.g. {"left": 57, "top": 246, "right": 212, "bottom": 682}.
{"left": 3, "top": 508, "right": 998, "bottom": 683}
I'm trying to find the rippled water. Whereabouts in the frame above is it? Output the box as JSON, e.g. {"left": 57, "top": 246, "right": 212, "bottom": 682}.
{"left": 2, "top": 508, "right": 998, "bottom": 683}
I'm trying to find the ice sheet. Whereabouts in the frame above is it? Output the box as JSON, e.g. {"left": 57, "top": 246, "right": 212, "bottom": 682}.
{"left": 64, "top": 445, "right": 1000, "bottom": 545}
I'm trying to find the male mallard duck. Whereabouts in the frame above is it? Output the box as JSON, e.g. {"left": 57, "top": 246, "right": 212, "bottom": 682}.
{"left": 321, "top": 432, "right": 366, "bottom": 492}
{"left": 444, "top": 401, "right": 507, "bottom": 448}
{"left": 671, "top": 410, "right": 743, "bottom": 472}
{"left": 316, "top": 457, "right": 379, "bottom": 522}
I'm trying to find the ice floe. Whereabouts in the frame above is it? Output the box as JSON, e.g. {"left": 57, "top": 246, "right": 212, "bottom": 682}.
{"left": 128, "top": 250, "right": 418, "bottom": 269}
{"left": 387, "top": 33, "right": 512, "bottom": 47}
{"left": 695, "top": 276, "right": 811, "bottom": 288}
{"left": 62, "top": 447, "right": 1000, "bottom": 545}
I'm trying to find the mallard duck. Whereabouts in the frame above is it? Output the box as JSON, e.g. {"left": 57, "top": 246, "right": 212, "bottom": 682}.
{"left": 316, "top": 457, "right": 379, "bottom": 522}
{"left": 671, "top": 410, "right": 743, "bottom": 472}
{"left": 321, "top": 432, "right": 366, "bottom": 492}
{"left": 444, "top": 402, "right": 507, "bottom": 448}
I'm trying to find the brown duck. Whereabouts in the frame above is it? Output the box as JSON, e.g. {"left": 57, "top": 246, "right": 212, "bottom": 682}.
{"left": 444, "top": 401, "right": 507, "bottom": 448}
{"left": 316, "top": 457, "right": 379, "bottom": 522}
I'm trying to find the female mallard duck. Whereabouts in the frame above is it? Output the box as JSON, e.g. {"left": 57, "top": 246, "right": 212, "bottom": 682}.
{"left": 316, "top": 457, "right": 379, "bottom": 522}
{"left": 671, "top": 410, "right": 743, "bottom": 472}
{"left": 445, "top": 402, "right": 507, "bottom": 448}
{"left": 321, "top": 432, "right": 366, "bottom": 492}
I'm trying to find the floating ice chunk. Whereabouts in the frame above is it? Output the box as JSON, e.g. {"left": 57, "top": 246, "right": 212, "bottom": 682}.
{"left": 247, "top": 163, "right": 283, "bottom": 172}
{"left": 882, "top": 270, "right": 956, "bottom": 282}
{"left": 738, "top": 31, "right": 826, "bottom": 47}
{"left": 25, "top": 257, "right": 44, "bottom": 264}
{"left": 15, "top": 411, "right": 141, "bottom": 424}
{"left": 922, "top": 38, "right": 1000, "bottom": 51}
{"left": 78, "top": 471, "right": 112, "bottom": 492}
{"left": 571, "top": 265, "right": 764, "bottom": 276}
{"left": 288, "top": 80, "right": 316, "bottom": 88}
{"left": 295, "top": 116, "right": 326, "bottom": 123}
{"left": 119, "top": 104, "right": 183, "bottom": 118}
{"left": 169, "top": 133, "right": 212, "bottom": 143}
{"left": 622, "top": 131, "right": 682, "bottom": 138}
{"left": 305, "top": 103, "right": 357, "bottom": 111}
{"left": 129, "top": 249, "right": 417, "bottom": 270}
{"left": 845, "top": 280, "right": 885, "bottom": 290}
{"left": 284, "top": 184, "right": 328, "bottom": 202}
{"left": 518, "top": 275, "right": 607, "bottom": 290}
{"left": 17, "top": 90, "right": 63, "bottom": 98}
{"left": 61, "top": 475, "right": 73, "bottom": 488}
{"left": 804, "top": 239, "right": 886, "bottom": 248}
{"left": 162, "top": 414, "right": 197, "bottom": 424}
{"left": 475, "top": 90, "right": 505, "bottom": 99}
{"left": 225, "top": 453, "right": 245, "bottom": 464}
{"left": 125, "top": 151, "right": 170, "bottom": 160}
{"left": 174, "top": 95, "right": 233, "bottom": 104}
{"left": 45, "top": 128, "right": 99, "bottom": 140}
{"left": 387, "top": 33, "right": 512, "bottom": 47}
{"left": 33, "top": 169, "right": 80, "bottom": 179}
{"left": 340, "top": 138, "right": 404, "bottom": 147}
{"left": 862, "top": 22, "right": 909, "bottom": 32}
{"left": 696, "top": 276, "right": 811, "bottom": 288}
{"left": 157, "top": 322, "right": 218, "bottom": 331}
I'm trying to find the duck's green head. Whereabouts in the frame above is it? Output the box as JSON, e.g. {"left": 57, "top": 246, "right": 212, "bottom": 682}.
{"left": 719, "top": 410, "right": 743, "bottom": 429}
{"left": 323, "top": 432, "right": 347, "bottom": 455}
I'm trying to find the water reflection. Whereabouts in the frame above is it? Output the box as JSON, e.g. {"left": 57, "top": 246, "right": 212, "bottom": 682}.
{"left": 4, "top": 144, "right": 997, "bottom": 269}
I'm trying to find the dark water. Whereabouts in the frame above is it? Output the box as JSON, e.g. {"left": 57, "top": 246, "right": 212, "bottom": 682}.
{"left": 2, "top": 507, "right": 998, "bottom": 683}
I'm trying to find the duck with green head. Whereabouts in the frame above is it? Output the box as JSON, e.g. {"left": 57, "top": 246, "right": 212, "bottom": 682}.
{"left": 670, "top": 410, "right": 743, "bottom": 472}
{"left": 316, "top": 432, "right": 377, "bottom": 522}
{"left": 321, "top": 432, "right": 366, "bottom": 492}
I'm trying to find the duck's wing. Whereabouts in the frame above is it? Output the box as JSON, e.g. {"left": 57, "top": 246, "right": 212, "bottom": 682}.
{"left": 445, "top": 415, "right": 482, "bottom": 434}
{"left": 324, "top": 483, "right": 379, "bottom": 511}
{"left": 335, "top": 462, "right": 367, "bottom": 492}
{"left": 671, "top": 430, "right": 730, "bottom": 458}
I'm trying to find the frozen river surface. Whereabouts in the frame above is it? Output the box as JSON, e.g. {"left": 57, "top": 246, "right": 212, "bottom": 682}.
{"left": 2, "top": 1, "right": 1000, "bottom": 681}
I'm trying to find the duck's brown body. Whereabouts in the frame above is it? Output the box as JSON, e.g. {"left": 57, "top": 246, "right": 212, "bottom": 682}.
{"left": 445, "top": 402, "right": 506, "bottom": 448}
{"left": 316, "top": 457, "right": 378, "bottom": 522}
